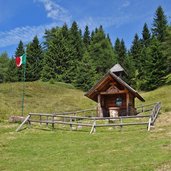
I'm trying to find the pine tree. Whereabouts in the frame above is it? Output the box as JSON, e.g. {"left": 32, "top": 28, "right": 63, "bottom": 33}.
{"left": 124, "top": 54, "right": 136, "bottom": 86}
{"left": 91, "top": 31, "right": 95, "bottom": 41}
{"left": 41, "top": 27, "right": 59, "bottom": 81}
{"left": 0, "top": 52, "right": 9, "bottom": 83}
{"left": 15, "top": 41, "right": 25, "bottom": 57}
{"left": 6, "top": 57, "right": 18, "bottom": 82}
{"left": 61, "top": 23, "right": 69, "bottom": 38}
{"left": 152, "top": 6, "right": 168, "bottom": 41}
{"left": 66, "top": 21, "right": 85, "bottom": 83}
{"left": 69, "top": 21, "right": 84, "bottom": 61}
{"left": 136, "top": 46, "right": 151, "bottom": 90}
{"left": 41, "top": 55, "right": 56, "bottom": 82}
{"left": 129, "top": 34, "right": 144, "bottom": 89}
{"left": 162, "top": 26, "right": 171, "bottom": 74}
{"left": 114, "top": 38, "right": 127, "bottom": 66}
{"left": 130, "top": 34, "right": 143, "bottom": 68}
{"left": 114, "top": 38, "right": 121, "bottom": 60}
{"left": 140, "top": 37, "right": 167, "bottom": 90}
{"left": 26, "top": 36, "right": 43, "bottom": 81}
{"left": 15, "top": 40, "right": 25, "bottom": 81}
{"left": 74, "top": 51, "right": 98, "bottom": 91}
{"left": 142, "top": 23, "right": 151, "bottom": 47}
{"left": 58, "top": 26, "right": 76, "bottom": 83}
{"left": 107, "top": 34, "right": 113, "bottom": 47}
{"left": 83, "top": 25, "right": 91, "bottom": 49}
{"left": 120, "top": 39, "right": 127, "bottom": 65}
{"left": 41, "top": 26, "right": 76, "bottom": 83}
{"left": 89, "top": 26, "right": 116, "bottom": 77}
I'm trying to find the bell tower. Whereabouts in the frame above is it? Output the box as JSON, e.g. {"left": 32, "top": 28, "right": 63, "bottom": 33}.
{"left": 110, "top": 63, "right": 127, "bottom": 78}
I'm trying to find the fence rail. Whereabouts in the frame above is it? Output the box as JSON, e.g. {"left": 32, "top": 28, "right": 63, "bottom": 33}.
{"left": 136, "top": 103, "right": 157, "bottom": 114}
{"left": 16, "top": 102, "right": 161, "bottom": 133}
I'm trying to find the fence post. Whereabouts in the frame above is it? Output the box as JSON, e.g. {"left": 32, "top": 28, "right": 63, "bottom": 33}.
{"left": 152, "top": 102, "right": 161, "bottom": 125}
{"left": 52, "top": 115, "right": 54, "bottom": 129}
{"left": 74, "top": 113, "right": 76, "bottom": 122}
{"left": 16, "top": 115, "right": 31, "bottom": 132}
{"left": 46, "top": 116, "right": 48, "bottom": 127}
{"left": 40, "top": 115, "right": 42, "bottom": 125}
{"left": 90, "top": 120, "right": 96, "bottom": 134}
{"left": 120, "top": 117, "right": 123, "bottom": 129}
{"left": 147, "top": 117, "right": 152, "bottom": 131}
{"left": 70, "top": 117, "right": 72, "bottom": 131}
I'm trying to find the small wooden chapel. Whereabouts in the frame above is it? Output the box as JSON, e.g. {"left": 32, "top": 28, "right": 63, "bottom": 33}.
{"left": 85, "top": 64, "right": 145, "bottom": 117}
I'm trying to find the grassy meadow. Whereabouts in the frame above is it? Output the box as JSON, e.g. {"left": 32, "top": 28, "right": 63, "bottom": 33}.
{"left": 0, "top": 82, "right": 171, "bottom": 171}
{"left": 0, "top": 81, "right": 95, "bottom": 120}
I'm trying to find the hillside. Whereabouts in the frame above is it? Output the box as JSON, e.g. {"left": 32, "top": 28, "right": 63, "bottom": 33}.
{"left": 0, "top": 81, "right": 95, "bottom": 120}
{"left": 0, "top": 82, "right": 171, "bottom": 170}
{"left": 1, "top": 82, "right": 171, "bottom": 120}
{"left": 136, "top": 84, "right": 171, "bottom": 112}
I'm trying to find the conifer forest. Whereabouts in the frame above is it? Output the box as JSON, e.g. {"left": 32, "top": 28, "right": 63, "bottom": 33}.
{"left": 0, "top": 6, "right": 171, "bottom": 91}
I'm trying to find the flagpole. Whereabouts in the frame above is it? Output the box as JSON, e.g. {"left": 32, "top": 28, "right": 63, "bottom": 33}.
{"left": 21, "top": 57, "right": 26, "bottom": 116}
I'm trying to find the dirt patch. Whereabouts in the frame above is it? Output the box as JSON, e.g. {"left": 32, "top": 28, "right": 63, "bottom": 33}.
{"left": 155, "top": 163, "right": 171, "bottom": 171}
{"left": 155, "top": 112, "right": 171, "bottom": 127}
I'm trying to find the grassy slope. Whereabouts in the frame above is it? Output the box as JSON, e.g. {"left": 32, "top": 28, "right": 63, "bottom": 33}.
{"left": 0, "top": 81, "right": 95, "bottom": 120}
{"left": 0, "top": 82, "right": 171, "bottom": 171}
{"left": 136, "top": 85, "right": 171, "bottom": 113}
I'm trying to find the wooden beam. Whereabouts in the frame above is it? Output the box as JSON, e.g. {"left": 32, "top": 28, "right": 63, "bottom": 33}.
{"left": 16, "top": 115, "right": 31, "bottom": 132}
{"left": 100, "top": 90, "right": 128, "bottom": 95}
{"left": 126, "top": 93, "right": 129, "bottom": 115}
{"left": 97, "top": 94, "right": 103, "bottom": 117}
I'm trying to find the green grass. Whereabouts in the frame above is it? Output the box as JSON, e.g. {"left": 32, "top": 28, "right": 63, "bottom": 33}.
{"left": 0, "top": 81, "right": 95, "bottom": 120}
{"left": 0, "top": 82, "right": 171, "bottom": 170}
{"left": 136, "top": 85, "right": 171, "bottom": 112}
{"left": 0, "top": 120, "right": 171, "bottom": 171}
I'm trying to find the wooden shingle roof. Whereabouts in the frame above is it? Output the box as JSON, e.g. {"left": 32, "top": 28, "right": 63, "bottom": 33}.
{"left": 85, "top": 71, "right": 145, "bottom": 102}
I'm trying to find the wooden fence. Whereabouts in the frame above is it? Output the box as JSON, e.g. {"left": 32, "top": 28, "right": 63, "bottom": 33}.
{"left": 16, "top": 102, "right": 161, "bottom": 133}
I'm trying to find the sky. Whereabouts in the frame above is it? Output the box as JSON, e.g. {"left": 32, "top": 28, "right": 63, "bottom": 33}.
{"left": 0, "top": 0, "right": 171, "bottom": 57}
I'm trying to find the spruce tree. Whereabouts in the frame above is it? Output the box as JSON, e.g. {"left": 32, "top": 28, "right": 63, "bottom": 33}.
{"left": 162, "top": 26, "right": 171, "bottom": 74}
{"left": 91, "top": 31, "right": 95, "bottom": 41}
{"left": 58, "top": 26, "right": 76, "bottom": 83}
{"left": 6, "top": 57, "right": 18, "bottom": 82}
{"left": 152, "top": 6, "right": 168, "bottom": 41}
{"left": 142, "top": 23, "right": 151, "bottom": 47}
{"left": 67, "top": 21, "right": 85, "bottom": 82}
{"left": 0, "top": 52, "right": 9, "bottom": 83}
{"left": 124, "top": 54, "right": 136, "bottom": 86}
{"left": 107, "top": 33, "right": 112, "bottom": 46}
{"left": 83, "top": 25, "right": 91, "bottom": 49}
{"left": 61, "top": 23, "right": 69, "bottom": 38}
{"left": 74, "top": 51, "right": 98, "bottom": 91}
{"left": 69, "top": 21, "right": 84, "bottom": 60}
{"left": 130, "top": 34, "right": 143, "bottom": 68}
{"left": 141, "top": 37, "right": 167, "bottom": 90}
{"left": 41, "top": 27, "right": 58, "bottom": 81}
{"left": 15, "top": 40, "right": 25, "bottom": 81}
{"left": 114, "top": 38, "right": 127, "bottom": 67}
{"left": 15, "top": 41, "right": 25, "bottom": 57}
{"left": 41, "top": 55, "right": 56, "bottom": 82}
{"left": 89, "top": 26, "right": 116, "bottom": 77}
{"left": 120, "top": 39, "right": 127, "bottom": 65}
{"left": 41, "top": 26, "right": 76, "bottom": 83}
{"left": 114, "top": 38, "right": 121, "bottom": 61}
{"left": 136, "top": 46, "right": 151, "bottom": 90}
{"left": 129, "top": 34, "right": 144, "bottom": 89}
{"left": 26, "top": 36, "right": 43, "bottom": 81}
